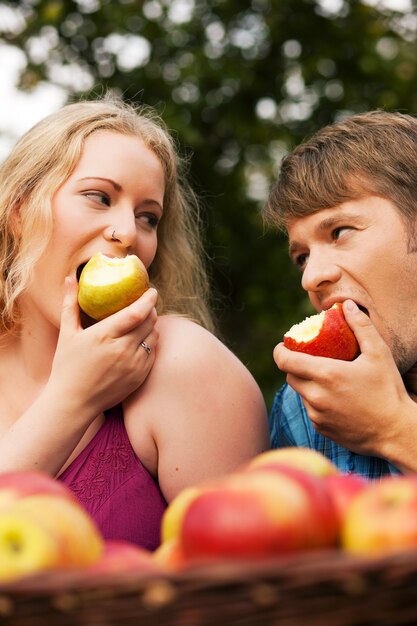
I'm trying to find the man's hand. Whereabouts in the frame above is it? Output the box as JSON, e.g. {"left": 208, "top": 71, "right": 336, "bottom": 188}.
{"left": 274, "top": 300, "right": 414, "bottom": 462}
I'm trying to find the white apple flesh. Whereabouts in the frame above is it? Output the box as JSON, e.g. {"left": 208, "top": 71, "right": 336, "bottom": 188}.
{"left": 78, "top": 252, "right": 149, "bottom": 321}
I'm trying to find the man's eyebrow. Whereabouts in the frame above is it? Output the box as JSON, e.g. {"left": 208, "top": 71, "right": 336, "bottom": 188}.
{"left": 288, "top": 211, "right": 361, "bottom": 258}
{"left": 79, "top": 176, "right": 121, "bottom": 191}
{"left": 317, "top": 212, "right": 359, "bottom": 231}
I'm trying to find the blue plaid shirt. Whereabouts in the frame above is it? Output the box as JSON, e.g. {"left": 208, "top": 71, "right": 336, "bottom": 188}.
{"left": 269, "top": 383, "right": 401, "bottom": 478}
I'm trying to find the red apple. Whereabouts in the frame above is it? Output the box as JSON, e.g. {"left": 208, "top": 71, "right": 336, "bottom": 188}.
{"left": 86, "top": 540, "right": 161, "bottom": 575}
{"left": 0, "top": 493, "right": 103, "bottom": 582}
{"left": 323, "top": 473, "right": 367, "bottom": 528}
{"left": 284, "top": 303, "right": 359, "bottom": 360}
{"left": 0, "top": 471, "right": 76, "bottom": 511}
{"left": 181, "top": 466, "right": 339, "bottom": 561}
{"left": 341, "top": 475, "right": 417, "bottom": 555}
{"left": 247, "top": 447, "right": 339, "bottom": 479}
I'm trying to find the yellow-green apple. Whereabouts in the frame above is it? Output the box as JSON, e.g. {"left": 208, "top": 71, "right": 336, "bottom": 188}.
{"left": 153, "top": 537, "right": 187, "bottom": 571}
{"left": 160, "top": 486, "right": 201, "bottom": 544}
{"left": 247, "top": 447, "right": 339, "bottom": 479}
{"left": 323, "top": 473, "right": 367, "bottom": 528}
{"left": 341, "top": 476, "right": 417, "bottom": 555}
{"left": 0, "top": 471, "right": 76, "bottom": 511}
{"left": 181, "top": 466, "right": 339, "bottom": 561}
{"left": 284, "top": 303, "right": 359, "bottom": 360}
{"left": 86, "top": 540, "right": 162, "bottom": 575}
{"left": 0, "top": 493, "right": 103, "bottom": 582}
{"left": 78, "top": 252, "right": 149, "bottom": 321}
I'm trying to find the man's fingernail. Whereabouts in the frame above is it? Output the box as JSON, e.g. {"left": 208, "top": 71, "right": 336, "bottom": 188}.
{"left": 345, "top": 299, "right": 358, "bottom": 312}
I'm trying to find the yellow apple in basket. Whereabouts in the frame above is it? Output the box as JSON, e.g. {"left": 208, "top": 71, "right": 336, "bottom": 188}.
{"left": 342, "top": 475, "right": 417, "bottom": 555}
{"left": 78, "top": 252, "right": 149, "bottom": 321}
{"left": 284, "top": 303, "right": 359, "bottom": 360}
{"left": 180, "top": 465, "right": 339, "bottom": 561}
{"left": 247, "top": 447, "right": 339, "bottom": 479}
{"left": 160, "top": 486, "right": 201, "bottom": 544}
{"left": 0, "top": 482, "right": 103, "bottom": 582}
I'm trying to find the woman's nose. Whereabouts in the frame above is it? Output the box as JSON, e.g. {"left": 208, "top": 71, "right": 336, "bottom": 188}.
{"left": 105, "top": 211, "right": 136, "bottom": 249}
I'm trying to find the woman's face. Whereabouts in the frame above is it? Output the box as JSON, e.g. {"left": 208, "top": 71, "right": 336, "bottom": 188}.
{"left": 20, "top": 130, "right": 165, "bottom": 329}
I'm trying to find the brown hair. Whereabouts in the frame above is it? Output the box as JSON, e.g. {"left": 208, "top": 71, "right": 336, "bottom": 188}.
{"left": 0, "top": 96, "right": 215, "bottom": 334}
{"left": 264, "top": 110, "right": 417, "bottom": 232}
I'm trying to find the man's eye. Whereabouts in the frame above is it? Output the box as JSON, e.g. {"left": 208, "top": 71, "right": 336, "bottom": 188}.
{"left": 295, "top": 253, "right": 308, "bottom": 270}
{"left": 332, "top": 226, "right": 351, "bottom": 240}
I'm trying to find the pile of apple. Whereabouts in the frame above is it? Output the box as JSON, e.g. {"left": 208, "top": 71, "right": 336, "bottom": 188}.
{"left": 0, "top": 473, "right": 161, "bottom": 584}
{"left": 155, "top": 448, "right": 417, "bottom": 570}
{"left": 1, "top": 449, "right": 417, "bottom": 584}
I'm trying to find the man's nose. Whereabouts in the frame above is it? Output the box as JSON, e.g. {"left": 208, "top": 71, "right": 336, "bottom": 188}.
{"left": 301, "top": 251, "right": 341, "bottom": 293}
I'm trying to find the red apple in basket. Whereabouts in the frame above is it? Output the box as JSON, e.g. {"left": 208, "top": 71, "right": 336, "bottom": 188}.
{"left": 86, "top": 540, "right": 162, "bottom": 575}
{"left": 323, "top": 473, "right": 367, "bottom": 528}
{"left": 247, "top": 447, "right": 339, "bottom": 479}
{"left": 0, "top": 470, "right": 75, "bottom": 511}
{"left": 160, "top": 486, "right": 201, "bottom": 544}
{"left": 180, "top": 465, "right": 339, "bottom": 561}
{"left": 78, "top": 251, "right": 149, "bottom": 321}
{"left": 341, "top": 475, "right": 417, "bottom": 555}
{"left": 0, "top": 487, "right": 103, "bottom": 582}
{"left": 284, "top": 303, "right": 359, "bottom": 360}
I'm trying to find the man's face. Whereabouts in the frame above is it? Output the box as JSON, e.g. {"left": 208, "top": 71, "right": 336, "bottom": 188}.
{"left": 287, "top": 195, "right": 417, "bottom": 373}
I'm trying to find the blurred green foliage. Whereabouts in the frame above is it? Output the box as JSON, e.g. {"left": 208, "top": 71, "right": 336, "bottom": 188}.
{"left": 1, "top": 0, "right": 417, "bottom": 407}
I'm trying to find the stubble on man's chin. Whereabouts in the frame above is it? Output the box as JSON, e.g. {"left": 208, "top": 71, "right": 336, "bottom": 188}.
{"left": 390, "top": 332, "right": 415, "bottom": 378}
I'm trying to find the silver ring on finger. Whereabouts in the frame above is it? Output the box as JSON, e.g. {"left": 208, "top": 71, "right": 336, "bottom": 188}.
{"left": 140, "top": 340, "right": 152, "bottom": 355}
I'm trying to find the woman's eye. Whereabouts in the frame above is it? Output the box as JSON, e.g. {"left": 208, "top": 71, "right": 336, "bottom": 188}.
{"left": 136, "top": 213, "right": 160, "bottom": 229}
{"left": 83, "top": 191, "right": 111, "bottom": 206}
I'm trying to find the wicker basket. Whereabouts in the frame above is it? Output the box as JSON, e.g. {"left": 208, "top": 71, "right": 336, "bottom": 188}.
{"left": 1, "top": 549, "right": 417, "bottom": 626}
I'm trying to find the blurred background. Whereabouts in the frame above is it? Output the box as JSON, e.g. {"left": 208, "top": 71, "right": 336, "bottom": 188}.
{"left": 0, "top": 0, "right": 416, "bottom": 408}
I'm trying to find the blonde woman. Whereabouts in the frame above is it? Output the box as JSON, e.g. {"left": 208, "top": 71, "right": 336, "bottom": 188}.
{"left": 0, "top": 97, "right": 268, "bottom": 549}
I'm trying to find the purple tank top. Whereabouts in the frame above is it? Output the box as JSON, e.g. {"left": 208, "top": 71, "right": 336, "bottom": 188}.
{"left": 58, "top": 404, "right": 167, "bottom": 551}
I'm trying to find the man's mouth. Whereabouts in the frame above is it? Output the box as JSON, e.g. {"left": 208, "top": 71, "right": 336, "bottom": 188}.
{"left": 357, "top": 304, "right": 369, "bottom": 316}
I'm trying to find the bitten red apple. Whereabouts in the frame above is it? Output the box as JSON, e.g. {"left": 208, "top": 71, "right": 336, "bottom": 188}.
{"left": 181, "top": 466, "right": 339, "bottom": 561}
{"left": 341, "top": 475, "right": 417, "bottom": 555}
{"left": 284, "top": 303, "right": 359, "bottom": 360}
{"left": 78, "top": 252, "right": 149, "bottom": 321}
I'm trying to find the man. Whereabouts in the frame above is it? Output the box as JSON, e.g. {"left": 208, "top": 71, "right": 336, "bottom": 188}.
{"left": 264, "top": 109, "right": 417, "bottom": 477}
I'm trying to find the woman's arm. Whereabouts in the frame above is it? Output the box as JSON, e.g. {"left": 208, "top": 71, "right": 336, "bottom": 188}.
{"left": 0, "top": 279, "right": 158, "bottom": 476}
{"left": 125, "top": 315, "right": 269, "bottom": 503}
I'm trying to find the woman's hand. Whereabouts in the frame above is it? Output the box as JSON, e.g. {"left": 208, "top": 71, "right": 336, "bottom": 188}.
{"left": 49, "top": 276, "right": 159, "bottom": 416}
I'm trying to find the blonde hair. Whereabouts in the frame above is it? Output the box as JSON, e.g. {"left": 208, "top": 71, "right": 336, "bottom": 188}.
{"left": 264, "top": 110, "right": 417, "bottom": 236}
{"left": 0, "top": 96, "right": 215, "bottom": 334}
